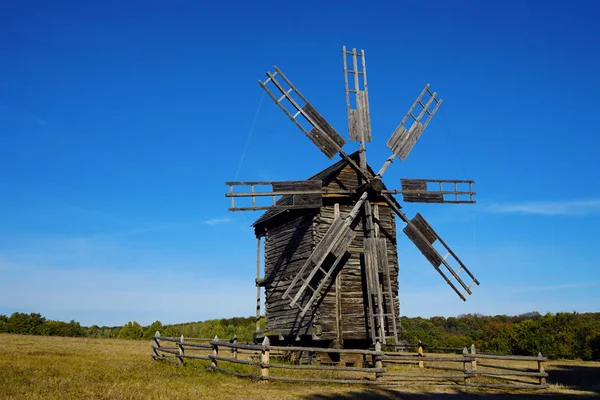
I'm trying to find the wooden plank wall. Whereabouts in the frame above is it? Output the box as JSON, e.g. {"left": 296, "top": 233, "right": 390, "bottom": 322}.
{"left": 262, "top": 163, "right": 400, "bottom": 343}
{"left": 315, "top": 201, "right": 399, "bottom": 341}
{"left": 376, "top": 202, "right": 400, "bottom": 337}
{"left": 315, "top": 202, "right": 365, "bottom": 341}
{"left": 263, "top": 212, "right": 319, "bottom": 336}
{"left": 316, "top": 164, "right": 400, "bottom": 342}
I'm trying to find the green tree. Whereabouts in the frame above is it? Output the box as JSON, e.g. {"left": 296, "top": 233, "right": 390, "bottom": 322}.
{"left": 589, "top": 330, "right": 600, "bottom": 361}
{"left": 550, "top": 313, "right": 577, "bottom": 359}
{"left": 161, "top": 325, "right": 179, "bottom": 337}
{"left": 515, "top": 318, "right": 546, "bottom": 355}
{"left": 8, "top": 312, "right": 46, "bottom": 334}
{"left": 143, "top": 321, "right": 163, "bottom": 340}
{"left": 87, "top": 325, "right": 100, "bottom": 338}
{"left": 0, "top": 314, "right": 9, "bottom": 333}
{"left": 65, "top": 320, "right": 84, "bottom": 337}
{"left": 118, "top": 321, "right": 144, "bottom": 340}
{"left": 478, "top": 321, "right": 516, "bottom": 354}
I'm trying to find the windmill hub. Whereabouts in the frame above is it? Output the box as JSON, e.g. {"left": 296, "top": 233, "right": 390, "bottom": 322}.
{"left": 356, "top": 178, "right": 384, "bottom": 200}
{"left": 225, "top": 46, "right": 480, "bottom": 347}
{"left": 370, "top": 178, "right": 384, "bottom": 194}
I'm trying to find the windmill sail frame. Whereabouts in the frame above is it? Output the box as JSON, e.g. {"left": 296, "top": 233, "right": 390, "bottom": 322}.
{"left": 225, "top": 46, "right": 480, "bottom": 346}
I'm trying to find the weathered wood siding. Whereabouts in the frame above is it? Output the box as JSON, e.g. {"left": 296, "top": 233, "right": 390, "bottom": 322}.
{"left": 263, "top": 212, "right": 319, "bottom": 336}
{"left": 375, "top": 201, "right": 400, "bottom": 337}
{"left": 261, "top": 162, "right": 400, "bottom": 343}
{"left": 315, "top": 201, "right": 365, "bottom": 341}
{"left": 316, "top": 164, "right": 400, "bottom": 342}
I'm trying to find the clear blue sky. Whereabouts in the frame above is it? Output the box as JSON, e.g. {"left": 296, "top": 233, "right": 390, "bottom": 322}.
{"left": 1, "top": 1, "right": 599, "bottom": 326}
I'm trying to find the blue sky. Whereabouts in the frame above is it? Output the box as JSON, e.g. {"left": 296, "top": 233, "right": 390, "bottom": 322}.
{"left": 1, "top": 1, "right": 599, "bottom": 326}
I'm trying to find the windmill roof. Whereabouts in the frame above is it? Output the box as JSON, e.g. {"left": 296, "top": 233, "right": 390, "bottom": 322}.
{"left": 252, "top": 151, "right": 401, "bottom": 230}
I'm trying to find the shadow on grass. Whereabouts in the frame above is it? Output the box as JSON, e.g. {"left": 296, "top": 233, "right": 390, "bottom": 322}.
{"left": 549, "top": 364, "right": 600, "bottom": 394}
{"left": 304, "top": 393, "right": 599, "bottom": 400}
{"left": 302, "top": 363, "right": 600, "bottom": 399}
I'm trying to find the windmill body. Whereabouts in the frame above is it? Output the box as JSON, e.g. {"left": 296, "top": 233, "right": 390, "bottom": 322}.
{"left": 252, "top": 152, "right": 400, "bottom": 347}
{"left": 226, "top": 47, "right": 480, "bottom": 348}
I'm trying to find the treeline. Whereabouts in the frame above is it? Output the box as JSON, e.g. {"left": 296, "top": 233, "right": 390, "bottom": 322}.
{"left": 400, "top": 312, "right": 600, "bottom": 361}
{"left": 0, "top": 313, "right": 258, "bottom": 342}
{"left": 0, "top": 313, "right": 85, "bottom": 337}
{"left": 2, "top": 312, "right": 600, "bottom": 360}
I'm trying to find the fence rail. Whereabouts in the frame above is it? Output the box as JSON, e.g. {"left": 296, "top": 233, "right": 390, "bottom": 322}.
{"left": 377, "top": 344, "right": 547, "bottom": 387}
{"left": 151, "top": 332, "right": 548, "bottom": 389}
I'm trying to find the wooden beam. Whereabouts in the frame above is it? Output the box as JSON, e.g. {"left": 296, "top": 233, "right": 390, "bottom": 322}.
{"left": 256, "top": 237, "right": 262, "bottom": 333}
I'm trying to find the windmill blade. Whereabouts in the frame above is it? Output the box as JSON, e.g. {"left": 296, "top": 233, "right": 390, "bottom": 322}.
{"left": 282, "top": 192, "right": 369, "bottom": 317}
{"left": 388, "top": 179, "right": 476, "bottom": 204}
{"left": 340, "top": 44, "right": 382, "bottom": 342}
{"left": 360, "top": 200, "right": 385, "bottom": 344}
{"left": 343, "top": 46, "right": 371, "bottom": 142}
{"left": 386, "top": 84, "right": 442, "bottom": 161}
{"left": 374, "top": 103, "right": 479, "bottom": 301}
{"left": 225, "top": 180, "right": 353, "bottom": 211}
{"left": 364, "top": 237, "right": 398, "bottom": 344}
{"left": 402, "top": 213, "right": 479, "bottom": 301}
{"left": 258, "top": 66, "right": 346, "bottom": 159}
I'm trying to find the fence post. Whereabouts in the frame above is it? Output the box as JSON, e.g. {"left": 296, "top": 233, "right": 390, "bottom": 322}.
{"left": 538, "top": 352, "right": 546, "bottom": 386}
{"left": 260, "top": 336, "right": 270, "bottom": 383}
{"left": 211, "top": 335, "right": 219, "bottom": 371}
{"left": 177, "top": 334, "right": 185, "bottom": 366}
{"left": 418, "top": 341, "right": 424, "bottom": 368}
{"left": 462, "top": 347, "right": 471, "bottom": 386}
{"left": 374, "top": 341, "right": 383, "bottom": 381}
{"left": 470, "top": 343, "right": 477, "bottom": 370}
{"left": 232, "top": 335, "right": 238, "bottom": 360}
{"left": 152, "top": 330, "right": 161, "bottom": 358}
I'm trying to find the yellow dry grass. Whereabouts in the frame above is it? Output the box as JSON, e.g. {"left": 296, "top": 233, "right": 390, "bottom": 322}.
{"left": 0, "top": 334, "right": 598, "bottom": 399}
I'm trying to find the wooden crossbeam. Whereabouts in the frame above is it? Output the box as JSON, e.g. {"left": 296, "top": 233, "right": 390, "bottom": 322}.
{"left": 386, "top": 84, "right": 442, "bottom": 162}
{"left": 225, "top": 180, "right": 350, "bottom": 212}
{"left": 387, "top": 179, "right": 476, "bottom": 204}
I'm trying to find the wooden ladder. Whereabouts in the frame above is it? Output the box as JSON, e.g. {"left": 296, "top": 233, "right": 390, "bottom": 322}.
{"left": 282, "top": 216, "right": 356, "bottom": 318}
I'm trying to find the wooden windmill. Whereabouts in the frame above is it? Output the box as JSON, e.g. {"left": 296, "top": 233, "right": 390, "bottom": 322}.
{"left": 226, "top": 46, "right": 479, "bottom": 348}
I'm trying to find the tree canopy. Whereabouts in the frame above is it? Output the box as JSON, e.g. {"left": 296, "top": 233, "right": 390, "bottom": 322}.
{"left": 1, "top": 311, "right": 599, "bottom": 360}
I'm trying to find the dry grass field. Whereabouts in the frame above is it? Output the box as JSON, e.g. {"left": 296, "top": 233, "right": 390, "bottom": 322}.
{"left": 1, "top": 334, "right": 599, "bottom": 399}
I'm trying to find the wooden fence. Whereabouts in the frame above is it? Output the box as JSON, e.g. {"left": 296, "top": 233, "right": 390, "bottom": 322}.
{"left": 151, "top": 332, "right": 548, "bottom": 389}
{"left": 379, "top": 344, "right": 548, "bottom": 389}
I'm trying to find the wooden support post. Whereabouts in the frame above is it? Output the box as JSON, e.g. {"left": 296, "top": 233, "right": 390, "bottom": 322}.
{"left": 463, "top": 347, "right": 471, "bottom": 385}
{"left": 418, "top": 340, "right": 424, "bottom": 368}
{"left": 153, "top": 330, "right": 161, "bottom": 358}
{"left": 374, "top": 341, "right": 383, "bottom": 381}
{"left": 333, "top": 203, "right": 343, "bottom": 349}
{"left": 334, "top": 273, "right": 343, "bottom": 349}
{"left": 261, "top": 337, "right": 270, "bottom": 383}
{"left": 538, "top": 352, "right": 546, "bottom": 385}
{"left": 470, "top": 344, "right": 477, "bottom": 370}
{"left": 232, "top": 335, "right": 238, "bottom": 360}
{"left": 177, "top": 334, "right": 185, "bottom": 366}
{"left": 255, "top": 237, "right": 262, "bottom": 333}
{"left": 375, "top": 204, "right": 398, "bottom": 345}
{"left": 211, "top": 335, "right": 219, "bottom": 371}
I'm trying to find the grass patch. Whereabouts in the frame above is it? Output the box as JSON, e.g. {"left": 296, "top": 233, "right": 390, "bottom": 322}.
{"left": 1, "top": 334, "right": 598, "bottom": 399}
